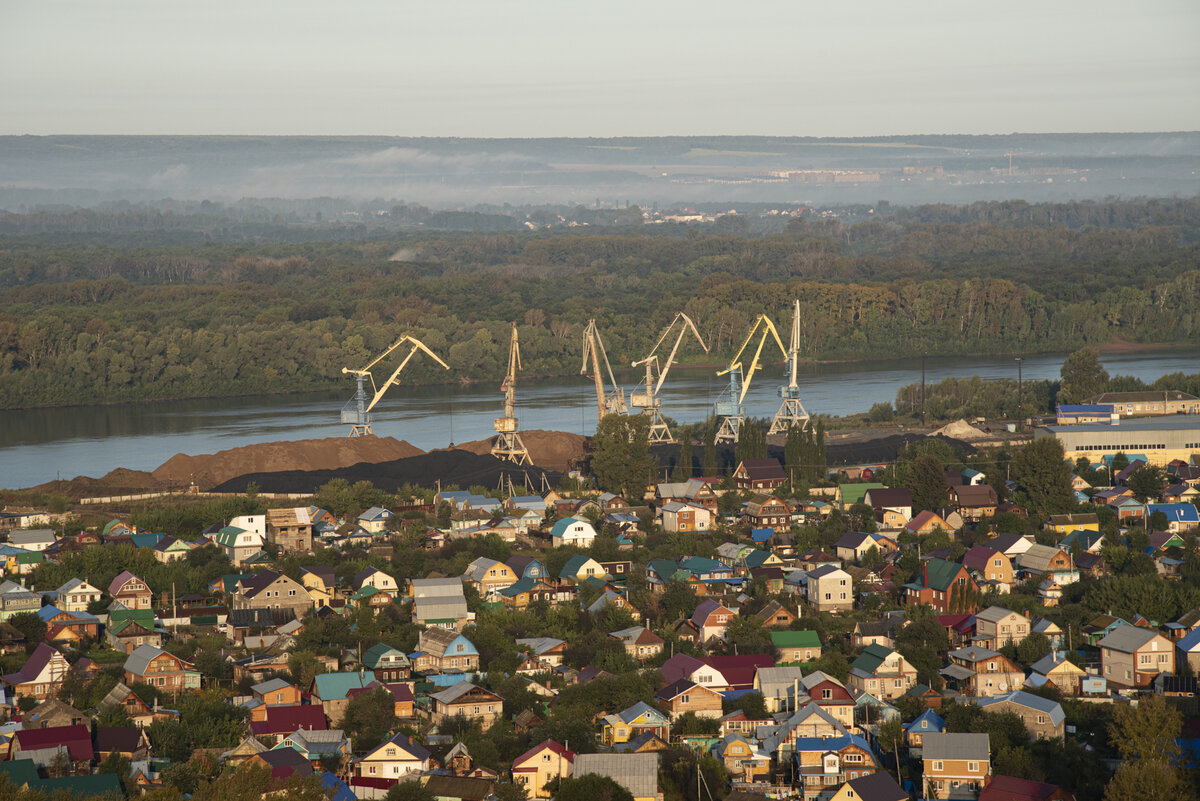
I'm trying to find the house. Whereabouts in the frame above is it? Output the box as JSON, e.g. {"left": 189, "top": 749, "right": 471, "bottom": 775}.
{"left": 950, "top": 485, "right": 998, "bottom": 520}
{"left": 903, "top": 708, "right": 945, "bottom": 751}
{"left": 734, "top": 458, "right": 786, "bottom": 492}
{"left": 249, "top": 705, "right": 328, "bottom": 743}
{"left": 830, "top": 772, "right": 908, "bottom": 801}
{"left": 1177, "top": 628, "right": 1200, "bottom": 672}
{"left": 231, "top": 570, "right": 313, "bottom": 615}
{"left": 863, "top": 487, "right": 913, "bottom": 520}
{"left": 430, "top": 681, "right": 503, "bottom": 730}
{"left": 559, "top": 555, "right": 607, "bottom": 583}
{"left": 299, "top": 566, "right": 338, "bottom": 608}
{"left": 852, "top": 618, "right": 902, "bottom": 650}
{"left": 361, "top": 643, "right": 411, "bottom": 682}
{"left": 95, "top": 726, "right": 152, "bottom": 761}
{"left": 792, "top": 734, "right": 880, "bottom": 801}
{"left": 411, "top": 577, "right": 473, "bottom": 631}
{"left": 962, "top": 547, "right": 1013, "bottom": 587}
{"left": 97, "top": 682, "right": 177, "bottom": 728}
{"left": 352, "top": 567, "right": 400, "bottom": 599}
{"left": 656, "top": 479, "right": 719, "bottom": 512}
{"left": 413, "top": 628, "right": 479, "bottom": 674}
{"left": 690, "top": 599, "right": 735, "bottom": 643}
{"left": 975, "top": 691, "right": 1065, "bottom": 740}
{"left": 660, "top": 502, "right": 712, "bottom": 533}
{"left": 106, "top": 610, "right": 161, "bottom": 654}
{"left": 943, "top": 647, "right": 1024, "bottom": 698}
{"left": 549, "top": 517, "right": 596, "bottom": 548}
{"left": 602, "top": 701, "right": 671, "bottom": 746}
{"left": 714, "top": 733, "right": 770, "bottom": 783}
{"left": 22, "top": 697, "right": 86, "bottom": 730}
{"left": 799, "top": 672, "right": 856, "bottom": 729}
{"left": 7, "top": 529, "right": 55, "bottom": 552}
{"left": 358, "top": 506, "right": 394, "bottom": 533}
{"left": 214, "top": 526, "right": 266, "bottom": 566}
{"left": 904, "top": 559, "right": 979, "bottom": 613}
{"left": 511, "top": 739, "right": 574, "bottom": 799}
{"left": 744, "top": 495, "right": 790, "bottom": 532}
{"left": 974, "top": 607, "right": 1031, "bottom": 650}
{"left": 54, "top": 579, "right": 101, "bottom": 613}
{"left": 753, "top": 666, "right": 806, "bottom": 713}
{"left": 353, "top": 733, "right": 432, "bottom": 792}
{"left": 1018, "top": 545, "right": 1077, "bottom": 584}
{"left": 655, "top": 679, "right": 724, "bottom": 720}
{"left": 610, "top": 626, "right": 665, "bottom": 660}
{"left": 762, "top": 701, "right": 850, "bottom": 756}
{"left": 904, "top": 510, "right": 954, "bottom": 536}
{"left": 807, "top": 565, "right": 853, "bottom": 612}
{"left": 10, "top": 724, "right": 94, "bottom": 772}
{"left": 311, "top": 671, "right": 376, "bottom": 726}
{"left": 1085, "top": 389, "right": 1200, "bottom": 416}
{"left": 847, "top": 644, "right": 917, "bottom": 700}
{"left": 274, "top": 728, "right": 350, "bottom": 768}
{"left": 109, "top": 571, "right": 153, "bottom": 610}
{"left": 1045, "top": 513, "right": 1100, "bottom": 534}
{"left": 922, "top": 732, "right": 990, "bottom": 800}
{"left": 1097, "top": 626, "right": 1175, "bottom": 688}
{"left": 249, "top": 677, "right": 303, "bottom": 720}
{"left": 571, "top": 753, "right": 660, "bottom": 801}
{"left": 755, "top": 600, "right": 797, "bottom": 628}
{"left": 835, "top": 531, "right": 890, "bottom": 563}
{"left": 2, "top": 643, "right": 70, "bottom": 700}
{"left": 462, "top": 558, "right": 517, "bottom": 599}
{"left": 265, "top": 507, "right": 326, "bottom": 553}
{"left": 123, "top": 645, "right": 199, "bottom": 692}
{"left": 0, "top": 579, "right": 41, "bottom": 620}
{"left": 1029, "top": 653, "right": 1086, "bottom": 696}
{"left": 1145, "top": 502, "right": 1200, "bottom": 532}
{"left": 977, "top": 776, "right": 1076, "bottom": 801}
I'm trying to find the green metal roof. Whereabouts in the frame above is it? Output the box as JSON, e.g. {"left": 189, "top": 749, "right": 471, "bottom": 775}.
{"left": 771, "top": 630, "right": 820, "bottom": 648}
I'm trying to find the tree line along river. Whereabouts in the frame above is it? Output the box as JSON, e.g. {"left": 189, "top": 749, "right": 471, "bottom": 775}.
{"left": 2, "top": 348, "right": 1198, "bottom": 489}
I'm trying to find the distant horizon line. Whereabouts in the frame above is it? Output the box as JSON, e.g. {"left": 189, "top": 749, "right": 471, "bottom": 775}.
{"left": 3, "top": 130, "right": 1199, "bottom": 140}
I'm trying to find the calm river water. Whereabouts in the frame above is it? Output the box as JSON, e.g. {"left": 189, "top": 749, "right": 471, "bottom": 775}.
{"left": 2, "top": 349, "right": 1198, "bottom": 488}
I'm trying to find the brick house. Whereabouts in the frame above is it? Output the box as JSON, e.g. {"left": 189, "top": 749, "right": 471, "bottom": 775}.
{"left": 975, "top": 691, "right": 1065, "bottom": 739}
{"left": 807, "top": 565, "right": 853, "bottom": 612}
{"left": 1098, "top": 626, "right": 1175, "bottom": 688}
{"left": 903, "top": 559, "right": 979, "bottom": 613}
{"left": 974, "top": 606, "right": 1031, "bottom": 650}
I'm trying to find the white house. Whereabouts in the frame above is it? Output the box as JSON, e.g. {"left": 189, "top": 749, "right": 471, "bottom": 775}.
{"left": 549, "top": 517, "right": 596, "bottom": 548}
{"left": 353, "top": 732, "right": 433, "bottom": 797}
{"left": 55, "top": 579, "right": 102, "bottom": 613}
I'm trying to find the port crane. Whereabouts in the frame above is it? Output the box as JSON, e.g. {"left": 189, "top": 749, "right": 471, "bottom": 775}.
{"left": 768, "top": 299, "right": 811, "bottom": 434}
{"left": 341, "top": 335, "right": 450, "bottom": 437}
{"left": 713, "top": 314, "right": 787, "bottom": 444}
{"left": 492, "top": 323, "right": 531, "bottom": 465}
{"left": 630, "top": 312, "right": 709, "bottom": 443}
{"left": 581, "top": 319, "right": 627, "bottom": 420}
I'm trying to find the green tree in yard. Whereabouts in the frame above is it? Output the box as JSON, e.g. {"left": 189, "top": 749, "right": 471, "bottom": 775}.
{"left": 1126, "top": 464, "right": 1166, "bottom": 503}
{"left": 906, "top": 453, "right": 949, "bottom": 512}
{"left": 1104, "top": 695, "right": 1194, "bottom": 801}
{"left": 1111, "top": 451, "right": 1130, "bottom": 472}
{"left": 1059, "top": 347, "right": 1109, "bottom": 404}
{"left": 556, "top": 774, "right": 635, "bottom": 801}
{"left": 590, "top": 413, "right": 655, "bottom": 502}
{"left": 7, "top": 612, "right": 46, "bottom": 650}
{"left": 1011, "top": 437, "right": 1075, "bottom": 515}
{"left": 722, "top": 615, "right": 773, "bottom": 655}
{"left": 341, "top": 686, "right": 397, "bottom": 751}
{"left": 673, "top": 433, "right": 693, "bottom": 481}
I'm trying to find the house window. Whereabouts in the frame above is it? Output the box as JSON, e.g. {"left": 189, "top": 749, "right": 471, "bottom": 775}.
{"left": 822, "top": 689, "right": 832, "bottom": 699}
{"left": 968, "top": 761, "right": 979, "bottom": 772}
{"left": 933, "top": 761, "right": 943, "bottom": 772}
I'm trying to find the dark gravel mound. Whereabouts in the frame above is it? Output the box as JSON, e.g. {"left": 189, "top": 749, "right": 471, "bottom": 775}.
{"left": 212, "top": 448, "right": 562, "bottom": 493}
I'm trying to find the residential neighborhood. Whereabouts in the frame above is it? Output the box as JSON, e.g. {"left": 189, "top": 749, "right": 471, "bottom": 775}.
{"left": 0, "top": 425, "right": 1198, "bottom": 801}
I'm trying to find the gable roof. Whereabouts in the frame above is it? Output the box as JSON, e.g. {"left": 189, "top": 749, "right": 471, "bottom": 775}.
{"left": 1097, "top": 625, "right": 1162, "bottom": 652}
{"left": 975, "top": 691, "right": 1064, "bottom": 726}
{"left": 923, "top": 731, "right": 989, "bottom": 761}
{"left": 313, "top": 671, "right": 376, "bottom": 700}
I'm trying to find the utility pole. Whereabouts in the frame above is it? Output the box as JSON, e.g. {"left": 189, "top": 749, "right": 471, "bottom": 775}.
{"left": 921, "top": 354, "right": 926, "bottom": 425}
{"left": 1015, "top": 356, "right": 1024, "bottom": 429}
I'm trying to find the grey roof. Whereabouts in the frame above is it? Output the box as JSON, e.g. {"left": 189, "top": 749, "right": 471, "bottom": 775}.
{"left": 761, "top": 702, "right": 847, "bottom": 754}
{"left": 975, "top": 691, "right": 1065, "bottom": 726}
{"left": 414, "top": 598, "right": 468, "bottom": 622}
{"left": 948, "top": 646, "right": 1001, "bottom": 664}
{"left": 1097, "top": 625, "right": 1162, "bottom": 653}
{"left": 755, "top": 667, "right": 806, "bottom": 700}
{"left": 573, "top": 753, "right": 659, "bottom": 800}
{"left": 251, "top": 677, "right": 293, "bottom": 695}
{"left": 517, "top": 637, "right": 565, "bottom": 656}
{"left": 922, "top": 732, "right": 989, "bottom": 761}
{"left": 123, "top": 644, "right": 165, "bottom": 676}
{"left": 411, "top": 577, "right": 465, "bottom": 599}
{"left": 1029, "top": 653, "right": 1080, "bottom": 676}
{"left": 9, "top": 529, "right": 54, "bottom": 545}
{"left": 975, "top": 606, "right": 1019, "bottom": 623}
{"left": 430, "top": 680, "right": 491, "bottom": 704}
{"left": 939, "top": 664, "right": 976, "bottom": 681}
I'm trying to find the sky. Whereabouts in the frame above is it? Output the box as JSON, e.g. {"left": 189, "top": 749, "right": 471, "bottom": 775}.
{"left": 2, "top": 0, "right": 1198, "bottom": 137}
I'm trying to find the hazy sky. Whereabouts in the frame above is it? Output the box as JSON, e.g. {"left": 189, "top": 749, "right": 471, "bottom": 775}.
{"left": 2, "top": 0, "right": 1198, "bottom": 137}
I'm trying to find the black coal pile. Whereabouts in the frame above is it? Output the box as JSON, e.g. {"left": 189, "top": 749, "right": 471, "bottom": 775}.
{"left": 212, "top": 449, "right": 562, "bottom": 493}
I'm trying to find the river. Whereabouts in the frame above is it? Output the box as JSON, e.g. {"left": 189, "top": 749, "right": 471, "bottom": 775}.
{"left": 2, "top": 348, "right": 1198, "bottom": 489}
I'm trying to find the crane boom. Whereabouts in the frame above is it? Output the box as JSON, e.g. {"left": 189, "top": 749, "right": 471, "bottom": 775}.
{"left": 629, "top": 312, "right": 708, "bottom": 443}
{"left": 340, "top": 334, "right": 450, "bottom": 437}
{"left": 769, "top": 299, "right": 811, "bottom": 434}
{"left": 581, "top": 319, "right": 627, "bottom": 419}
{"left": 713, "top": 314, "right": 787, "bottom": 444}
{"left": 493, "top": 323, "right": 531, "bottom": 465}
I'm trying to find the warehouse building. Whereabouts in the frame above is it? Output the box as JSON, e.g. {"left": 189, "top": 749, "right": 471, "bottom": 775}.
{"left": 1035, "top": 416, "right": 1200, "bottom": 466}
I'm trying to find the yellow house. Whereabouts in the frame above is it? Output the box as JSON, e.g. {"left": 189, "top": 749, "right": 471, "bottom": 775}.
{"left": 716, "top": 734, "right": 769, "bottom": 783}
{"left": 512, "top": 739, "right": 574, "bottom": 798}
{"left": 300, "top": 567, "right": 337, "bottom": 608}
{"left": 601, "top": 702, "right": 670, "bottom": 746}
{"left": 1046, "top": 513, "right": 1100, "bottom": 535}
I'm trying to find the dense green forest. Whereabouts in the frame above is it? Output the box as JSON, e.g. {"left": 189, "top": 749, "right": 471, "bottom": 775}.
{"left": 1, "top": 197, "right": 1199, "bottom": 410}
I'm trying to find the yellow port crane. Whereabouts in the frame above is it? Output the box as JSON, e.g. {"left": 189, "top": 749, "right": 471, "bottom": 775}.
{"left": 713, "top": 314, "right": 787, "bottom": 444}
{"left": 768, "top": 299, "right": 811, "bottom": 434}
{"left": 341, "top": 334, "right": 450, "bottom": 437}
{"left": 581, "top": 319, "right": 627, "bottom": 421}
{"left": 492, "top": 323, "right": 531, "bottom": 465}
{"left": 630, "top": 312, "right": 709, "bottom": 443}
